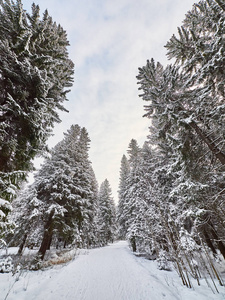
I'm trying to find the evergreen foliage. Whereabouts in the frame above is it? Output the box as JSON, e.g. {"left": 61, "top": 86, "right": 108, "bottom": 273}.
{"left": 97, "top": 179, "right": 117, "bottom": 245}
{"left": 117, "top": 154, "right": 130, "bottom": 239}
{"left": 0, "top": 0, "right": 74, "bottom": 243}
{"left": 117, "top": 141, "right": 153, "bottom": 254}
{"left": 11, "top": 125, "right": 99, "bottom": 260}
{"left": 117, "top": 0, "right": 225, "bottom": 289}
{"left": 0, "top": 0, "right": 74, "bottom": 173}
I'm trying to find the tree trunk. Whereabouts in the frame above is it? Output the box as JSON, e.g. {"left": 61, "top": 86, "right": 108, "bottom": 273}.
{"left": 17, "top": 234, "right": 27, "bottom": 255}
{"left": 38, "top": 210, "right": 54, "bottom": 260}
{"left": 209, "top": 225, "right": 225, "bottom": 260}
{"left": 202, "top": 229, "right": 217, "bottom": 256}
{"left": 63, "top": 240, "right": 67, "bottom": 248}
{"left": 131, "top": 236, "right": 137, "bottom": 252}
{"left": 47, "top": 235, "right": 52, "bottom": 250}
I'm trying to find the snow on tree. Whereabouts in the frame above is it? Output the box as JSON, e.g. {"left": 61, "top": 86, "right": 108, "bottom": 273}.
{"left": 0, "top": 0, "right": 74, "bottom": 174}
{"left": 117, "top": 155, "right": 130, "bottom": 239}
{"left": 164, "top": 0, "right": 225, "bottom": 165}
{"left": 118, "top": 140, "right": 141, "bottom": 240}
{"left": 117, "top": 140, "right": 153, "bottom": 254}
{"left": 136, "top": 0, "right": 225, "bottom": 288}
{"left": 166, "top": 0, "right": 225, "bottom": 99}
{"left": 0, "top": 171, "right": 25, "bottom": 248}
{"left": 9, "top": 184, "right": 44, "bottom": 253}
{"left": 80, "top": 165, "right": 99, "bottom": 248}
{"left": 0, "top": 0, "right": 74, "bottom": 247}
{"left": 10, "top": 125, "right": 99, "bottom": 260}
{"left": 97, "top": 179, "right": 117, "bottom": 246}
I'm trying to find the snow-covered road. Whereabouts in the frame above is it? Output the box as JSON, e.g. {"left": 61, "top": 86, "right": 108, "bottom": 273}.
{"left": 44, "top": 240, "right": 179, "bottom": 300}
{"left": 1, "top": 241, "right": 225, "bottom": 300}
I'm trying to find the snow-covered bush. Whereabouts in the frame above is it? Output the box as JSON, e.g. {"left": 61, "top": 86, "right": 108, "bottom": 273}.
{"left": 157, "top": 250, "right": 171, "bottom": 271}
{"left": 0, "top": 256, "right": 13, "bottom": 273}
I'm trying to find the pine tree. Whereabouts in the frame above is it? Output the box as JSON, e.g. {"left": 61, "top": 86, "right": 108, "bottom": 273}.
{"left": 136, "top": 0, "right": 225, "bottom": 286}
{"left": 166, "top": 0, "right": 225, "bottom": 98}
{"left": 120, "top": 141, "right": 156, "bottom": 254}
{"left": 164, "top": 0, "right": 225, "bottom": 164}
{"left": 0, "top": 170, "right": 26, "bottom": 248}
{"left": 11, "top": 125, "right": 99, "bottom": 259}
{"left": 98, "top": 179, "right": 117, "bottom": 245}
{"left": 122, "top": 139, "right": 141, "bottom": 234}
{"left": 9, "top": 184, "right": 44, "bottom": 253}
{"left": 0, "top": 0, "right": 74, "bottom": 173}
{"left": 37, "top": 125, "right": 99, "bottom": 259}
{"left": 0, "top": 0, "right": 74, "bottom": 246}
{"left": 80, "top": 165, "right": 99, "bottom": 248}
{"left": 117, "top": 155, "right": 130, "bottom": 239}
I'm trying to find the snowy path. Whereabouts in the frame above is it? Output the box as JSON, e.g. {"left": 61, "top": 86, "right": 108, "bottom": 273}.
{"left": 1, "top": 241, "right": 225, "bottom": 300}
{"left": 42, "top": 241, "right": 178, "bottom": 300}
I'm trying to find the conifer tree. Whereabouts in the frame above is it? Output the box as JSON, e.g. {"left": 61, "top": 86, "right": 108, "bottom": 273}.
{"left": 136, "top": 0, "right": 225, "bottom": 286}
{"left": 0, "top": 1, "right": 74, "bottom": 174}
{"left": 98, "top": 179, "right": 117, "bottom": 245}
{"left": 0, "top": 0, "right": 74, "bottom": 246}
{"left": 9, "top": 184, "right": 44, "bottom": 253}
{"left": 117, "top": 155, "right": 130, "bottom": 239}
{"left": 119, "top": 141, "right": 155, "bottom": 254}
{"left": 137, "top": 1, "right": 225, "bottom": 258}
{"left": 11, "top": 125, "right": 98, "bottom": 259}
{"left": 121, "top": 139, "right": 141, "bottom": 236}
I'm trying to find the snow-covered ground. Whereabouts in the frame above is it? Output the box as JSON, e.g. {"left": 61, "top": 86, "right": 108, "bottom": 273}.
{"left": 1, "top": 241, "right": 225, "bottom": 300}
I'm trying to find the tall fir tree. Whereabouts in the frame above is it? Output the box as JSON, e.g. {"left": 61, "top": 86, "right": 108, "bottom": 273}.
{"left": 0, "top": 0, "right": 74, "bottom": 247}
{"left": 98, "top": 179, "right": 117, "bottom": 245}
{"left": 117, "top": 155, "right": 130, "bottom": 239}
{"left": 11, "top": 125, "right": 99, "bottom": 260}
{"left": 120, "top": 139, "right": 141, "bottom": 239}
{"left": 136, "top": 0, "right": 225, "bottom": 287}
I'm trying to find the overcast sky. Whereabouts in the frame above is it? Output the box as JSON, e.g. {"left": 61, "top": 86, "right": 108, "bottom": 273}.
{"left": 23, "top": 0, "right": 196, "bottom": 202}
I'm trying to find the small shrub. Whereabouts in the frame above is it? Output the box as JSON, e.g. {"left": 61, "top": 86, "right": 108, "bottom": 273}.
{"left": 0, "top": 256, "right": 13, "bottom": 273}
{"left": 157, "top": 250, "right": 171, "bottom": 271}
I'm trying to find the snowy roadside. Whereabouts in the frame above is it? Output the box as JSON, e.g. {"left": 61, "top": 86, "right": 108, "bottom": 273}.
{"left": 0, "top": 241, "right": 225, "bottom": 300}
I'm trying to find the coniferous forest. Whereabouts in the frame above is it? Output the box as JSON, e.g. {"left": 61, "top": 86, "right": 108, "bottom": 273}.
{"left": 117, "top": 0, "right": 225, "bottom": 288}
{"left": 0, "top": 0, "right": 225, "bottom": 294}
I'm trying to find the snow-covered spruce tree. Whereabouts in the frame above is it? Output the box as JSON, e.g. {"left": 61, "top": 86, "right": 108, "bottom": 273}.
{"left": 164, "top": 0, "right": 225, "bottom": 255}
{"left": 164, "top": 0, "right": 225, "bottom": 165}
{"left": 166, "top": 0, "right": 225, "bottom": 99}
{"left": 72, "top": 127, "right": 99, "bottom": 249}
{"left": 137, "top": 4, "right": 225, "bottom": 256}
{"left": 0, "top": 0, "right": 74, "bottom": 243}
{"left": 121, "top": 141, "right": 159, "bottom": 255}
{"left": 137, "top": 1, "right": 225, "bottom": 287}
{"left": 97, "top": 179, "right": 117, "bottom": 246}
{"left": 38, "top": 125, "right": 99, "bottom": 259}
{"left": 9, "top": 184, "right": 44, "bottom": 254}
{"left": 119, "top": 140, "right": 140, "bottom": 241}
{"left": 0, "top": 171, "right": 26, "bottom": 248}
{"left": 137, "top": 59, "right": 225, "bottom": 287}
{"left": 119, "top": 140, "right": 146, "bottom": 253}
{"left": 136, "top": 142, "right": 162, "bottom": 257}
{"left": 12, "top": 125, "right": 98, "bottom": 260}
{"left": 81, "top": 165, "right": 99, "bottom": 248}
{"left": 117, "top": 140, "right": 160, "bottom": 256}
{"left": 149, "top": 108, "right": 207, "bottom": 279}
{"left": 117, "top": 154, "right": 130, "bottom": 239}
